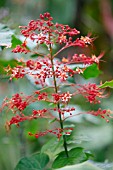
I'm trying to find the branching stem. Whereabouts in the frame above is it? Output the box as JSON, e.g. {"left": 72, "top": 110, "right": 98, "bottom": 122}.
{"left": 49, "top": 40, "right": 69, "bottom": 157}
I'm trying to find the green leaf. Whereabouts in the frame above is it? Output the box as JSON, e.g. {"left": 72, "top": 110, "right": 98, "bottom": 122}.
{"left": 41, "top": 137, "right": 63, "bottom": 158}
{"left": 0, "top": 23, "right": 14, "bottom": 47}
{"left": 85, "top": 151, "right": 94, "bottom": 159}
{"left": 99, "top": 80, "right": 113, "bottom": 88}
{"left": 52, "top": 147, "right": 88, "bottom": 169}
{"left": 11, "top": 35, "right": 22, "bottom": 48}
{"left": 83, "top": 64, "right": 102, "bottom": 79}
{"left": 14, "top": 153, "right": 49, "bottom": 170}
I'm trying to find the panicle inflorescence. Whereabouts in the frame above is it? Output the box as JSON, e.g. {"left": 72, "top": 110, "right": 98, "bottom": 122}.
{"left": 1, "top": 12, "right": 112, "bottom": 139}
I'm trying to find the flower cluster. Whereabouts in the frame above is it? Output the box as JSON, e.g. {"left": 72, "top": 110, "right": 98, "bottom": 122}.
{"left": 88, "top": 108, "right": 113, "bottom": 122}
{"left": 12, "top": 44, "right": 30, "bottom": 54}
{"left": 18, "top": 12, "right": 80, "bottom": 47}
{"left": 77, "top": 83, "right": 105, "bottom": 104}
{"left": 28, "top": 127, "right": 73, "bottom": 140}
{"left": 1, "top": 12, "right": 112, "bottom": 140}
{"left": 52, "top": 92, "right": 72, "bottom": 104}
{"left": 2, "top": 93, "right": 32, "bottom": 113}
{"left": 62, "top": 53, "right": 104, "bottom": 65}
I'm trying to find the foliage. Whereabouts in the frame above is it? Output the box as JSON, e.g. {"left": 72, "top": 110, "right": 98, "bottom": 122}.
{"left": 15, "top": 153, "right": 49, "bottom": 170}
{"left": 99, "top": 80, "right": 113, "bottom": 89}
{"left": 82, "top": 63, "right": 102, "bottom": 79}
{"left": 52, "top": 147, "right": 89, "bottom": 169}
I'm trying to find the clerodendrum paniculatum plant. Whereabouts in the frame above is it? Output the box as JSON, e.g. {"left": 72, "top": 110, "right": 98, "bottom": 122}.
{"left": 1, "top": 12, "right": 113, "bottom": 169}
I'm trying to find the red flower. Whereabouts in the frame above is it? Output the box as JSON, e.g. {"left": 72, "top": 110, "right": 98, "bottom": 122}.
{"left": 77, "top": 83, "right": 105, "bottom": 104}
{"left": 12, "top": 45, "right": 30, "bottom": 54}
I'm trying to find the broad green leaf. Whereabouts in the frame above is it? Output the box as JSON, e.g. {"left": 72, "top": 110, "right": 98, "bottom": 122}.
{"left": 83, "top": 64, "right": 102, "bottom": 79}
{"left": 99, "top": 80, "right": 113, "bottom": 88}
{"left": 52, "top": 147, "right": 88, "bottom": 169}
{"left": 0, "top": 23, "right": 14, "bottom": 47}
{"left": 11, "top": 35, "right": 23, "bottom": 48}
{"left": 14, "top": 153, "right": 49, "bottom": 170}
{"left": 41, "top": 137, "right": 63, "bottom": 158}
{"left": 57, "top": 161, "right": 103, "bottom": 170}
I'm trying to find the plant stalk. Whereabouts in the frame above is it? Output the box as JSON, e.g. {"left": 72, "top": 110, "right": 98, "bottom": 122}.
{"left": 49, "top": 44, "right": 69, "bottom": 158}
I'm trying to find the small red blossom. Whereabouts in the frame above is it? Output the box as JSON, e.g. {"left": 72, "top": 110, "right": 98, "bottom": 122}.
{"left": 11, "top": 93, "right": 28, "bottom": 111}
{"left": 10, "top": 66, "right": 25, "bottom": 80}
{"left": 5, "top": 65, "right": 26, "bottom": 80}
{"left": 2, "top": 93, "right": 31, "bottom": 114}
{"left": 52, "top": 92, "right": 72, "bottom": 104}
{"left": 77, "top": 83, "right": 105, "bottom": 104}
{"left": 88, "top": 108, "right": 113, "bottom": 122}
{"left": 12, "top": 45, "right": 30, "bottom": 54}
{"left": 61, "top": 92, "right": 72, "bottom": 103}
{"left": 80, "top": 35, "right": 94, "bottom": 46}
{"left": 32, "top": 109, "right": 47, "bottom": 117}
{"left": 28, "top": 127, "right": 73, "bottom": 140}
{"left": 62, "top": 65, "right": 76, "bottom": 76}
{"left": 61, "top": 107, "right": 75, "bottom": 112}
{"left": 9, "top": 115, "right": 28, "bottom": 126}
{"left": 58, "top": 71, "right": 68, "bottom": 81}
{"left": 72, "top": 38, "right": 86, "bottom": 47}
{"left": 52, "top": 93, "right": 61, "bottom": 103}
{"left": 72, "top": 54, "right": 94, "bottom": 65}
{"left": 76, "top": 67, "right": 83, "bottom": 74}
{"left": 26, "top": 60, "right": 42, "bottom": 70}
{"left": 37, "top": 92, "right": 48, "bottom": 101}
{"left": 58, "top": 107, "right": 76, "bottom": 119}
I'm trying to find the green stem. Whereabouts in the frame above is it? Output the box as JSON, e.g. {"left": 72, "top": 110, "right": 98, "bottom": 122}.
{"left": 49, "top": 43, "right": 69, "bottom": 158}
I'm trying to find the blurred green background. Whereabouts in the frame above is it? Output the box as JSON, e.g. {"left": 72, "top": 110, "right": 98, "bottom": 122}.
{"left": 0, "top": 0, "right": 113, "bottom": 170}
